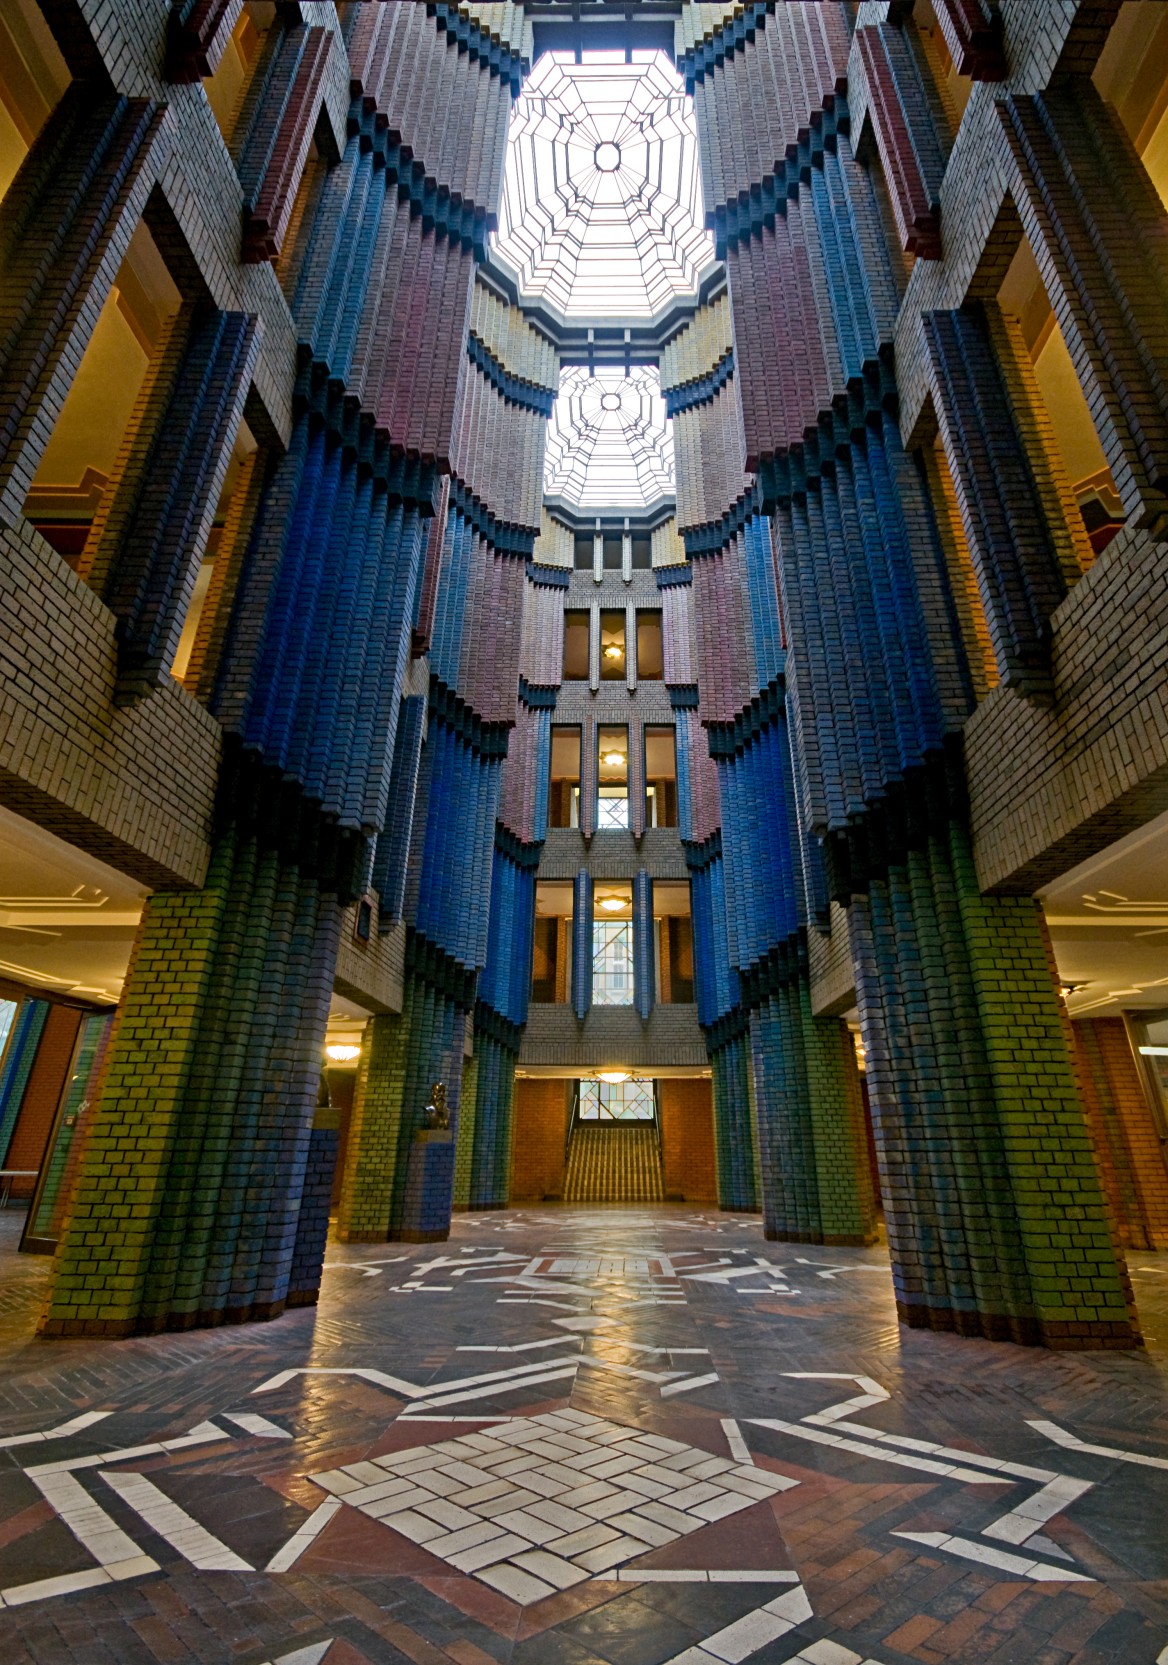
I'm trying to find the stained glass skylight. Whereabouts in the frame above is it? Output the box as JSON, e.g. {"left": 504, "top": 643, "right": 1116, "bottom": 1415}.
{"left": 543, "top": 366, "right": 674, "bottom": 510}
{"left": 493, "top": 49, "right": 716, "bottom": 318}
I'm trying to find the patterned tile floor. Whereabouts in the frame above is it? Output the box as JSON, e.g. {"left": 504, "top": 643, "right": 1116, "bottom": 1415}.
{"left": 0, "top": 1205, "right": 1164, "bottom": 1664}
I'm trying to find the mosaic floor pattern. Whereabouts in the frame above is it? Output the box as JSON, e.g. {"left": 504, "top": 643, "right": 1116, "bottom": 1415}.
{"left": 0, "top": 1206, "right": 1164, "bottom": 1664}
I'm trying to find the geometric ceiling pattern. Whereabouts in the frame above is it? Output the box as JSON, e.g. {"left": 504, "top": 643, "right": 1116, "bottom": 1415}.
{"left": 493, "top": 50, "right": 716, "bottom": 319}
{"left": 543, "top": 365, "right": 674, "bottom": 510}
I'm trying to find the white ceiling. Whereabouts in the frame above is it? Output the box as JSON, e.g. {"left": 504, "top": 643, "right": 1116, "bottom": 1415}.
{"left": 0, "top": 801, "right": 148, "bottom": 1005}
{"left": 1041, "top": 805, "right": 1168, "bottom": 1016}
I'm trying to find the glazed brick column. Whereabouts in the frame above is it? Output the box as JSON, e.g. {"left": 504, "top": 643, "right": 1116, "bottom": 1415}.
{"left": 1000, "top": 84, "right": 1168, "bottom": 524}
{"left": 453, "top": 1053, "right": 479, "bottom": 1211}
{"left": 753, "top": 991, "right": 877, "bottom": 1246}
{"left": 709, "top": 1032, "right": 759, "bottom": 1212}
{"left": 41, "top": 884, "right": 228, "bottom": 1334}
{"left": 396, "top": 1001, "right": 465, "bottom": 1243}
{"left": 470, "top": 840, "right": 538, "bottom": 1209}
{"left": 372, "top": 693, "right": 428, "bottom": 926}
{"left": 42, "top": 816, "right": 344, "bottom": 1334}
{"left": 923, "top": 303, "right": 1080, "bottom": 697}
{"left": 467, "top": 1027, "right": 518, "bottom": 1210}
{"left": 849, "top": 820, "right": 1140, "bottom": 1349}
{"left": 335, "top": 1007, "right": 409, "bottom": 1242}
{"left": 713, "top": 687, "right": 876, "bottom": 1246}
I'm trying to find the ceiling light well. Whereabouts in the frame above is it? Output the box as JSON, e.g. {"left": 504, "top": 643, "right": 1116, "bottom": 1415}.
{"left": 493, "top": 49, "right": 716, "bottom": 321}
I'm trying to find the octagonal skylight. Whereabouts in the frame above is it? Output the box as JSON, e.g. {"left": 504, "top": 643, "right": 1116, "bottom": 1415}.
{"left": 493, "top": 49, "right": 716, "bottom": 319}
{"left": 544, "top": 366, "right": 674, "bottom": 510}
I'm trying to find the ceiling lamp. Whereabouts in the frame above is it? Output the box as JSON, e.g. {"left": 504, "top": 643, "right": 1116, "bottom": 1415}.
{"left": 600, "top": 748, "right": 625, "bottom": 766}
{"left": 597, "top": 1070, "right": 630, "bottom": 1084}
{"left": 603, "top": 643, "right": 624, "bottom": 661}
{"left": 326, "top": 1043, "right": 361, "bottom": 1062}
{"left": 598, "top": 896, "right": 627, "bottom": 912}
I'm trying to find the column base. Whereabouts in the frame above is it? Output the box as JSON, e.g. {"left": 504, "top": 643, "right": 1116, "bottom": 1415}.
{"left": 39, "top": 1296, "right": 295, "bottom": 1338}
{"left": 896, "top": 1298, "right": 1143, "bottom": 1350}
{"left": 763, "top": 1227, "right": 876, "bottom": 1246}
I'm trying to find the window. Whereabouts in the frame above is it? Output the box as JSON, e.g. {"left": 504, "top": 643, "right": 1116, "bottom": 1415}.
{"left": 170, "top": 416, "right": 259, "bottom": 685}
{"left": 655, "top": 880, "right": 694, "bottom": 1003}
{"left": 603, "top": 533, "right": 623, "bottom": 570}
{"left": 531, "top": 917, "right": 559, "bottom": 1002}
{"left": 574, "top": 532, "right": 594, "bottom": 570}
{"left": 0, "top": 0, "right": 70, "bottom": 205}
{"left": 578, "top": 1078, "right": 655, "bottom": 1121}
{"left": 644, "top": 725, "right": 678, "bottom": 827}
{"left": 563, "top": 611, "right": 590, "bottom": 680}
{"left": 637, "top": 612, "right": 664, "bottom": 680}
{"left": 22, "top": 218, "right": 183, "bottom": 567}
{"left": 532, "top": 881, "right": 573, "bottom": 1002}
{"left": 593, "top": 883, "right": 633, "bottom": 1004}
{"left": 544, "top": 366, "right": 674, "bottom": 511}
{"left": 493, "top": 49, "right": 715, "bottom": 319}
{"left": 912, "top": 0, "right": 973, "bottom": 124}
{"left": 997, "top": 236, "right": 1124, "bottom": 556}
{"left": 600, "top": 612, "right": 626, "bottom": 682}
{"left": 548, "top": 726, "right": 582, "bottom": 828}
{"left": 1134, "top": 1009, "right": 1168, "bottom": 1133}
{"left": 631, "top": 534, "right": 652, "bottom": 570}
{"left": 202, "top": 2, "right": 272, "bottom": 150}
{"left": 1094, "top": 3, "right": 1168, "bottom": 213}
{"left": 597, "top": 727, "right": 628, "bottom": 829}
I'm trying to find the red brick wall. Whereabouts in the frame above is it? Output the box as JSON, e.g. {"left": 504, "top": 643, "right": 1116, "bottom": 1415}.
{"left": 5, "top": 1004, "right": 83, "bottom": 1198}
{"left": 1073, "top": 1018, "right": 1168, "bottom": 1250}
{"left": 659, "top": 1078, "right": 717, "bottom": 1202}
{"left": 511, "top": 1079, "right": 571, "bottom": 1201}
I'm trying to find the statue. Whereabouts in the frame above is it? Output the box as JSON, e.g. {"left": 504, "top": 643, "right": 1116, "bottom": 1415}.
{"left": 421, "top": 1081, "right": 450, "bottom": 1131}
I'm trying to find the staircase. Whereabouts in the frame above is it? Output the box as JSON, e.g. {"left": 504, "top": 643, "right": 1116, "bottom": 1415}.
{"left": 563, "top": 1124, "right": 664, "bottom": 1203}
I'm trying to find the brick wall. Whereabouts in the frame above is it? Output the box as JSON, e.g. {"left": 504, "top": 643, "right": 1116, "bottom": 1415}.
{"left": 659, "top": 1077, "right": 717, "bottom": 1202}
{"left": 966, "top": 523, "right": 1168, "bottom": 893}
{"left": 510, "top": 1078, "right": 571, "bottom": 1202}
{"left": 1073, "top": 1018, "right": 1168, "bottom": 1251}
{"left": 0, "top": 521, "right": 219, "bottom": 890}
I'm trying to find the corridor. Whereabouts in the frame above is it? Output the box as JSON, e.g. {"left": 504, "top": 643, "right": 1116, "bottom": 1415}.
{"left": 0, "top": 1208, "right": 1164, "bottom": 1664}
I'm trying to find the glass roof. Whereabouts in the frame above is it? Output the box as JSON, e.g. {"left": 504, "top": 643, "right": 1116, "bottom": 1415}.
{"left": 493, "top": 49, "right": 716, "bottom": 319}
{"left": 543, "top": 366, "right": 674, "bottom": 510}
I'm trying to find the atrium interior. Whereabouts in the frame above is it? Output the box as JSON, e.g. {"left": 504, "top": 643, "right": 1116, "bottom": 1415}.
{"left": 0, "top": 2, "right": 1166, "bottom": 1661}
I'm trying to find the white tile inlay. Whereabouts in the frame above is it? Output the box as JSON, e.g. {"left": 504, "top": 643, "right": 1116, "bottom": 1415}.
{"left": 308, "top": 1411, "right": 796, "bottom": 1604}
{"left": 101, "top": 1472, "right": 252, "bottom": 1571}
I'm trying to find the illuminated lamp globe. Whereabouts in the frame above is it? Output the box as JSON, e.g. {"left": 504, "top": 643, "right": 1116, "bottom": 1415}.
{"left": 598, "top": 896, "right": 627, "bottom": 912}
{"left": 603, "top": 644, "right": 623, "bottom": 661}
{"left": 597, "top": 1070, "right": 630, "bottom": 1084}
{"left": 600, "top": 748, "right": 626, "bottom": 765}
{"left": 326, "top": 1043, "right": 361, "bottom": 1062}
